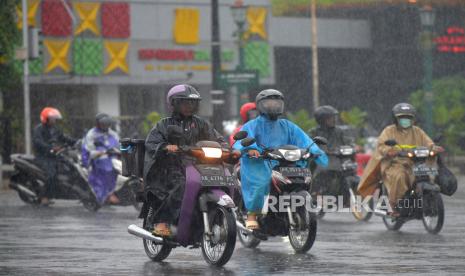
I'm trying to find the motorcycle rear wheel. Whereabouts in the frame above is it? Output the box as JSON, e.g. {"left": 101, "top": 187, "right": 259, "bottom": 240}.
{"left": 143, "top": 206, "right": 172, "bottom": 262}
{"left": 238, "top": 227, "right": 261, "bottom": 248}
{"left": 201, "top": 206, "right": 236, "bottom": 267}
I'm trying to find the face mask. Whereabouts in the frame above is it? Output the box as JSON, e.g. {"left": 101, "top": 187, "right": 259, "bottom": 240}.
{"left": 398, "top": 118, "right": 412, "bottom": 128}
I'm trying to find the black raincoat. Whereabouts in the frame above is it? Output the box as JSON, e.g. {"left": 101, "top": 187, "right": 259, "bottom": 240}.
{"left": 309, "top": 126, "right": 354, "bottom": 196}
{"left": 141, "top": 113, "right": 225, "bottom": 222}
{"left": 32, "top": 124, "right": 76, "bottom": 197}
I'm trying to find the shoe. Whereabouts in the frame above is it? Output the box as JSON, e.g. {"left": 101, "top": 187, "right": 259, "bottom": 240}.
{"left": 107, "top": 194, "right": 120, "bottom": 205}
{"left": 153, "top": 223, "right": 172, "bottom": 237}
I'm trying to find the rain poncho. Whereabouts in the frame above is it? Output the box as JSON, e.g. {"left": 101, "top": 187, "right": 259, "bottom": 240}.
{"left": 83, "top": 127, "right": 119, "bottom": 203}
{"left": 233, "top": 115, "right": 328, "bottom": 212}
{"left": 357, "top": 125, "right": 435, "bottom": 206}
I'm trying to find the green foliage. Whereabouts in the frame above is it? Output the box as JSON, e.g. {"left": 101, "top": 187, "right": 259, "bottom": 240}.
{"left": 141, "top": 111, "right": 162, "bottom": 137}
{"left": 287, "top": 109, "right": 317, "bottom": 133}
{"left": 0, "top": 0, "right": 21, "bottom": 90}
{"left": 410, "top": 75, "right": 465, "bottom": 152}
{"left": 340, "top": 107, "right": 367, "bottom": 129}
{"left": 272, "top": 0, "right": 379, "bottom": 16}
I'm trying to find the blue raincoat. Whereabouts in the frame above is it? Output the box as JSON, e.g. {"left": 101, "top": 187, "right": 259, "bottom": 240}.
{"left": 83, "top": 128, "right": 119, "bottom": 203}
{"left": 233, "top": 115, "right": 328, "bottom": 212}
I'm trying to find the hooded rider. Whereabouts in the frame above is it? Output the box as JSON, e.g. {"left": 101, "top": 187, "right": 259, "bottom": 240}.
{"left": 309, "top": 105, "right": 354, "bottom": 197}
{"left": 357, "top": 103, "right": 443, "bottom": 217}
{"left": 233, "top": 89, "right": 328, "bottom": 229}
{"left": 229, "top": 102, "right": 258, "bottom": 146}
{"left": 142, "top": 84, "right": 227, "bottom": 236}
{"left": 83, "top": 113, "right": 120, "bottom": 204}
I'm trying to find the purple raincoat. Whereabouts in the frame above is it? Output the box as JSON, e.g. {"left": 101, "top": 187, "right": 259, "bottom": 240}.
{"left": 83, "top": 127, "right": 119, "bottom": 203}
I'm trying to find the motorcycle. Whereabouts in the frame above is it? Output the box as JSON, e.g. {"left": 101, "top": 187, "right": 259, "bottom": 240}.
{"left": 95, "top": 147, "right": 144, "bottom": 210}
{"left": 233, "top": 131, "right": 323, "bottom": 254}
{"left": 9, "top": 142, "right": 101, "bottom": 211}
{"left": 312, "top": 145, "right": 373, "bottom": 221}
{"left": 127, "top": 125, "right": 239, "bottom": 266}
{"left": 374, "top": 139, "right": 444, "bottom": 234}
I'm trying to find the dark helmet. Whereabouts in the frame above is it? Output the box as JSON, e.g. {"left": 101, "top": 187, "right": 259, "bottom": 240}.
{"left": 166, "top": 84, "right": 202, "bottom": 107}
{"left": 314, "top": 105, "right": 339, "bottom": 125}
{"left": 95, "top": 113, "right": 113, "bottom": 130}
{"left": 255, "top": 89, "right": 284, "bottom": 120}
{"left": 392, "top": 103, "right": 416, "bottom": 121}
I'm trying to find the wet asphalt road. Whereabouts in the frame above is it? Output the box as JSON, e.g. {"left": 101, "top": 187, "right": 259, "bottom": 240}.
{"left": 1, "top": 178, "right": 465, "bottom": 276}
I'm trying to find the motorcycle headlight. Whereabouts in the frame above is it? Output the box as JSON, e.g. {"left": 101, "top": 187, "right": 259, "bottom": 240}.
{"left": 202, "top": 147, "right": 223, "bottom": 158}
{"left": 267, "top": 152, "right": 282, "bottom": 159}
{"left": 278, "top": 149, "right": 301, "bottom": 162}
{"left": 413, "top": 149, "right": 429, "bottom": 158}
{"left": 340, "top": 147, "right": 355, "bottom": 156}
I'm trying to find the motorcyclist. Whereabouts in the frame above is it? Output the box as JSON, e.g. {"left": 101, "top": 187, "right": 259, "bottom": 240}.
{"left": 233, "top": 89, "right": 328, "bottom": 230}
{"left": 32, "top": 107, "right": 76, "bottom": 206}
{"left": 357, "top": 103, "right": 443, "bottom": 217}
{"left": 229, "top": 102, "right": 258, "bottom": 146}
{"left": 309, "top": 105, "right": 354, "bottom": 198}
{"left": 83, "top": 113, "right": 120, "bottom": 205}
{"left": 143, "top": 84, "right": 229, "bottom": 237}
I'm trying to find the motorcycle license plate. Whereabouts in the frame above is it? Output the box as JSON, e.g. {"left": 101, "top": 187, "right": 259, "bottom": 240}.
{"left": 279, "top": 167, "right": 311, "bottom": 178}
{"left": 201, "top": 175, "right": 236, "bottom": 187}
{"left": 413, "top": 166, "right": 438, "bottom": 176}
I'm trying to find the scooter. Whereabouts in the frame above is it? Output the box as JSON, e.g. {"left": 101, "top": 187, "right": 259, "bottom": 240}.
{"left": 233, "top": 131, "right": 323, "bottom": 254}
{"left": 127, "top": 125, "right": 240, "bottom": 266}
{"left": 9, "top": 143, "right": 101, "bottom": 211}
{"left": 374, "top": 140, "right": 444, "bottom": 234}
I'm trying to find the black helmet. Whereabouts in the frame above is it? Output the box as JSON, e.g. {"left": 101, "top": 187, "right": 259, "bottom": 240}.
{"left": 255, "top": 89, "right": 284, "bottom": 120}
{"left": 95, "top": 113, "right": 113, "bottom": 130}
{"left": 392, "top": 103, "right": 416, "bottom": 120}
{"left": 314, "top": 105, "right": 339, "bottom": 125}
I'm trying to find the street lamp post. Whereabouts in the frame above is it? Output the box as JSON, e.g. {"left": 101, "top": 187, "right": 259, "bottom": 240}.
{"left": 230, "top": 0, "right": 248, "bottom": 109}
{"left": 419, "top": 5, "right": 435, "bottom": 136}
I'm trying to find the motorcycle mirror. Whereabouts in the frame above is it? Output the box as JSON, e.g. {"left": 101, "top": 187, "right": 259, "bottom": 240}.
{"left": 233, "top": 131, "right": 248, "bottom": 141}
{"left": 241, "top": 137, "right": 256, "bottom": 147}
{"left": 433, "top": 134, "right": 443, "bottom": 144}
{"left": 313, "top": 136, "right": 328, "bottom": 146}
{"left": 384, "top": 139, "right": 398, "bottom": 146}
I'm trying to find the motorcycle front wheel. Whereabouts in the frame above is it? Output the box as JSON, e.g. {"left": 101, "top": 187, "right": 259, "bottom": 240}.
{"left": 350, "top": 188, "right": 373, "bottom": 222}
{"left": 143, "top": 206, "right": 172, "bottom": 262}
{"left": 201, "top": 206, "right": 236, "bottom": 267}
{"left": 381, "top": 185, "right": 403, "bottom": 231}
{"left": 289, "top": 206, "right": 317, "bottom": 253}
{"left": 422, "top": 192, "right": 444, "bottom": 234}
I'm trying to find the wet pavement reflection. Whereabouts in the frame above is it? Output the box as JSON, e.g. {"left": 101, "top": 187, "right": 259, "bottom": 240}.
{"left": 1, "top": 181, "right": 464, "bottom": 275}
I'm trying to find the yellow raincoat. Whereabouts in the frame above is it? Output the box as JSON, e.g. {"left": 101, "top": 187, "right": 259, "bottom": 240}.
{"left": 357, "top": 125, "right": 435, "bottom": 206}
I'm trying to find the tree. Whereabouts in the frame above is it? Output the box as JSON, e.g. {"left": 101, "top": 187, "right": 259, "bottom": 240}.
{"left": 141, "top": 111, "right": 162, "bottom": 137}
{"left": 410, "top": 75, "right": 465, "bottom": 152}
{"left": 287, "top": 109, "right": 317, "bottom": 133}
{"left": 0, "top": 0, "right": 22, "bottom": 154}
{"left": 0, "top": 0, "right": 21, "bottom": 91}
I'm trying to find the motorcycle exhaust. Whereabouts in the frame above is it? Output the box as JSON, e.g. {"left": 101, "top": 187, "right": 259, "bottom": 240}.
{"left": 9, "top": 182, "right": 38, "bottom": 200}
{"left": 236, "top": 220, "right": 253, "bottom": 234}
{"left": 127, "top": 224, "right": 164, "bottom": 244}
